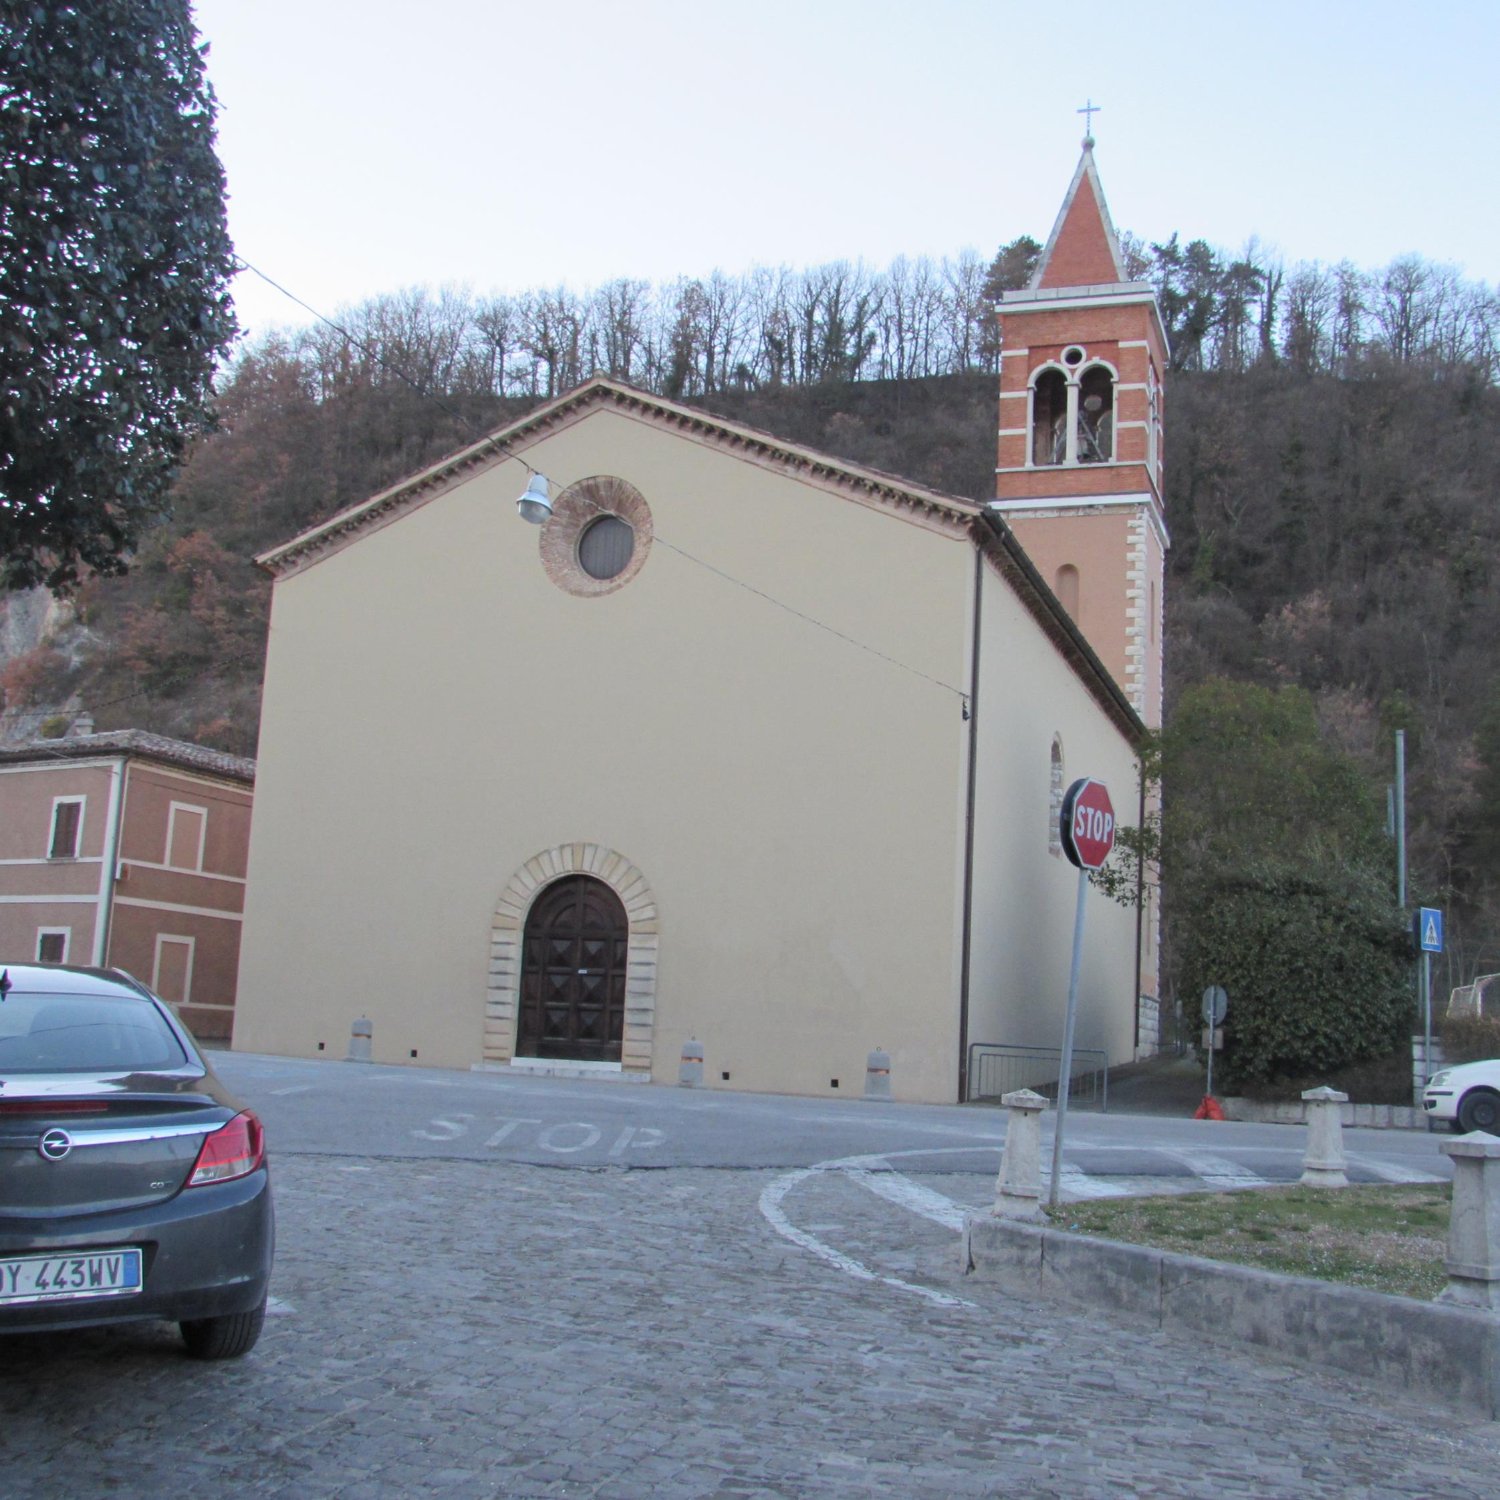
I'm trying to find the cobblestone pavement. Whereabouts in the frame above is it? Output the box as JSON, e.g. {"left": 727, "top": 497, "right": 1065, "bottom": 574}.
{"left": 1, "top": 1155, "right": 1493, "bottom": 1499}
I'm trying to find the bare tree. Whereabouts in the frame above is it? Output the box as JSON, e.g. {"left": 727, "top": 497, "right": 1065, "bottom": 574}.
{"left": 1282, "top": 263, "right": 1334, "bottom": 374}
{"left": 1329, "top": 261, "right": 1366, "bottom": 375}
{"left": 943, "top": 249, "right": 990, "bottom": 374}
{"left": 748, "top": 265, "right": 795, "bottom": 386}
{"left": 1373, "top": 255, "right": 1432, "bottom": 364}
{"left": 884, "top": 255, "right": 945, "bottom": 379}
{"left": 517, "top": 287, "right": 587, "bottom": 398}
{"left": 472, "top": 295, "right": 518, "bottom": 396}
{"left": 592, "top": 279, "right": 651, "bottom": 383}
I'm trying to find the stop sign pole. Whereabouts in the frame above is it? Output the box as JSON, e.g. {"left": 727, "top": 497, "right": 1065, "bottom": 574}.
{"left": 1049, "top": 778, "right": 1117, "bottom": 1210}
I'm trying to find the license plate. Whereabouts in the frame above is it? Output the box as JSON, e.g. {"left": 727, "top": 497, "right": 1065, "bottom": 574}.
{"left": 0, "top": 1249, "right": 143, "bottom": 1305}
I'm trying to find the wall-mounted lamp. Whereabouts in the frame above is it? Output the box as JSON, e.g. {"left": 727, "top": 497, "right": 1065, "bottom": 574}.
{"left": 516, "top": 474, "right": 553, "bottom": 525}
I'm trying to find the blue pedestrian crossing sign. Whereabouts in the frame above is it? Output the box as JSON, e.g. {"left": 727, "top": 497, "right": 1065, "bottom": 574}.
{"left": 1418, "top": 908, "right": 1444, "bottom": 954}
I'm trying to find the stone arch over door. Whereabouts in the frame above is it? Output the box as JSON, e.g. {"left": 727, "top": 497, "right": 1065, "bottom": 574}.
{"left": 486, "top": 844, "right": 659, "bottom": 1072}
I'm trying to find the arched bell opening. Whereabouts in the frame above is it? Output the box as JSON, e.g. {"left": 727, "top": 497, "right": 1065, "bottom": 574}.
{"left": 1031, "top": 368, "right": 1068, "bottom": 467}
{"left": 1078, "top": 366, "right": 1115, "bottom": 463}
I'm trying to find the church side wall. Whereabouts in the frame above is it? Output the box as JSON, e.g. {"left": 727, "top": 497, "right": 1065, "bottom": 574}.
{"left": 967, "top": 560, "right": 1143, "bottom": 1088}
{"left": 235, "top": 408, "right": 973, "bottom": 1102}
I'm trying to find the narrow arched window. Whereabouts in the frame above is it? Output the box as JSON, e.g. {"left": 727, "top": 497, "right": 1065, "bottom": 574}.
{"left": 1078, "top": 365, "right": 1114, "bottom": 462}
{"left": 1147, "top": 373, "right": 1160, "bottom": 473}
{"left": 1049, "top": 737, "right": 1065, "bottom": 857}
{"left": 1055, "top": 564, "right": 1080, "bottom": 619}
{"left": 1032, "top": 369, "right": 1067, "bottom": 466}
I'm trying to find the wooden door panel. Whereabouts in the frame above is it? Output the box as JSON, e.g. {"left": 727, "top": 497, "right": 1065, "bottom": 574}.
{"left": 517, "top": 875, "right": 629, "bottom": 1061}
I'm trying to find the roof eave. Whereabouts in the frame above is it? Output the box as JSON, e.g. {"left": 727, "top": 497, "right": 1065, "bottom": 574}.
{"left": 256, "top": 377, "right": 983, "bottom": 580}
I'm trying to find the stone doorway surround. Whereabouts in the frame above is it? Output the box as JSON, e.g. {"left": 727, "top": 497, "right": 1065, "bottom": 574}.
{"left": 486, "top": 844, "right": 659, "bottom": 1073}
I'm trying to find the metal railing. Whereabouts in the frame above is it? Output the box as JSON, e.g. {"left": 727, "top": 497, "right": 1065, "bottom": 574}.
{"left": 966, "top": 1042, "right": 1109, "bottom": 1111}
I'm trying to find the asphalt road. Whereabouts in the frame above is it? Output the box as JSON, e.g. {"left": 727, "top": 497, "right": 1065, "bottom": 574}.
{"left": 216, "top": 1049, "right": 1454, "bottom": 1187}
{"left": 0, "top": 1052, "right": 1488, "bottom": 1500}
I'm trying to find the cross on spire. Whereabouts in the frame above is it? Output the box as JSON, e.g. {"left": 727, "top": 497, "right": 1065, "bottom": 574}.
{"left": 1077, "top": 98, "right": 1101, "bottom": 147}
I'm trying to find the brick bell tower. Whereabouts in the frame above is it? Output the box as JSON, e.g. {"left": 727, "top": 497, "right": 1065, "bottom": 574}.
{"left": 993, "top": 134, "right": 1168, "bottom": 728}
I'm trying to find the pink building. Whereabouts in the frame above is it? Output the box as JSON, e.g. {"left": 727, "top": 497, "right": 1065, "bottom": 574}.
{"left": 0, "top": 731, "right": 254, "bottom": 1041}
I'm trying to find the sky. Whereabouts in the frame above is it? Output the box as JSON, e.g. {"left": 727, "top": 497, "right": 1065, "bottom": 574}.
{"left": 194, "top": 0, "right": 1500, "bottom": 345}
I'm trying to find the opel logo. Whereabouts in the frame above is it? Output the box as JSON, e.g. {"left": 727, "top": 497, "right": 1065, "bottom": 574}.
{"left": 38, "top": 1128, "right": 73, "bottom": 1162}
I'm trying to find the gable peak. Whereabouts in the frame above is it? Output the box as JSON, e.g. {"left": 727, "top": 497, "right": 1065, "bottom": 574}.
{"left": 1030, "top": 143, "right": 1128, "bottom": 292}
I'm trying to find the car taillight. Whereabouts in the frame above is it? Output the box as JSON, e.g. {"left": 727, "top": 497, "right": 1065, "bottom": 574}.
{"left": 187, "top": 1111, "right": 265, "bottom": 1187}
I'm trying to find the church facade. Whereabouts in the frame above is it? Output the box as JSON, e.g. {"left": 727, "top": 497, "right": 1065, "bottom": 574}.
{"left": 231, "top": 147, "right": 1164, "bottom": 1103}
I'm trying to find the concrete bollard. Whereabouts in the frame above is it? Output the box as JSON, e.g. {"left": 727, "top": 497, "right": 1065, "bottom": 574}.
{"left": 678, "top": 1037, "right": 703, "bottom": 1087}
{"left": 863, "top": 1048, "right": 892, "bottom": 1100}
{"left": 992, "top": 1088, "right": 1049, "bottom": 1221}
{"left": 1439, "top": 1130, "right": 1500, "bottom": 1311}
{"left": 345, "top": 1016, "right": 373, "bottom": 1063}
{"left": 1300, "top": 1086, "right": 1349, "bottom": 1187}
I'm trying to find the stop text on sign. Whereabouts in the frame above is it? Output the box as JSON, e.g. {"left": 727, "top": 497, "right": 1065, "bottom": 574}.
{"left": 1060, "top": 778, "right": 1116, "bottom": 870}
{"left": 1075, "top": 804, "right": 1114, "bottom": 842}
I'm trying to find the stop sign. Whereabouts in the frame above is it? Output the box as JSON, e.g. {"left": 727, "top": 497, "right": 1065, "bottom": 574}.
{"left": 1060, "top": 778, "right": 1116, "bottom": 870}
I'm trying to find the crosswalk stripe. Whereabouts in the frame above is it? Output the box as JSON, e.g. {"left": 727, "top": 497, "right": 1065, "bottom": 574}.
{"left": 1051, "top": 1164, "right": 1134, "bottom": 1199}
{"left": 842, "top": 1167, "right": 971, "bottom": 1229}
{"left": 1165, "top": 1151, "right": 1270, "bottom": 1189}
{"left": 1347, "top": 1155, "right": 1445, "bottom": 1185}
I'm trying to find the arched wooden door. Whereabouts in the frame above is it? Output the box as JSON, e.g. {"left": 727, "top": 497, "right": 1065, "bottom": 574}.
{"left": 517, "top": 875, "right": 628, "bottom": 1061}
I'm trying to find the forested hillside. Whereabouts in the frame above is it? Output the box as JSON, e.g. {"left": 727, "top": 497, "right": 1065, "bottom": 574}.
{"left": 2, "top": 235, "right": 1497, "bottom": 981}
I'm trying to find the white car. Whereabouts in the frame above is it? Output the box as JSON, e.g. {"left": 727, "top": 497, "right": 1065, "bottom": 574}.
{"left": 1423, "top": 1059, "right": 1500, "bottom": 1134}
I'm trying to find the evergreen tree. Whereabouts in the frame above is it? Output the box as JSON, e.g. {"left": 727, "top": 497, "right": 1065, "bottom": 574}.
{"left": 0, "top": 0, "right": 236, "bottom": 592}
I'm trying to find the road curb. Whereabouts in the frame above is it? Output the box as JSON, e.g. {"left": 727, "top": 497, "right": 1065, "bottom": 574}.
{"left": 962, "top": 1214, "right": 1500, "bottom": 1419}
{"left": 1220, "top": 1097, "right": 1429, "bottom": 1130}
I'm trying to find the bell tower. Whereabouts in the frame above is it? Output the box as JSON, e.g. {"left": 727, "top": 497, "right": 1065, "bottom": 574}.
{"left": 993, "top": 137, "right": 1168, "bottom": 727}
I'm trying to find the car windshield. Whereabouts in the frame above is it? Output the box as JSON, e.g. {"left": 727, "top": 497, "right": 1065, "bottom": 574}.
{"left": 0, "top": 989, "right": 189, "bottom": 1073}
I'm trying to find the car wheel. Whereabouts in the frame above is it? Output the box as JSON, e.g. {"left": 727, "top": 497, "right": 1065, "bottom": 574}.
{"left": 180, "top": 1299, "right": 266, "bottom": 1360}
{"left": 1457, "top": 1089, "right": 1500, "bottom": 1135}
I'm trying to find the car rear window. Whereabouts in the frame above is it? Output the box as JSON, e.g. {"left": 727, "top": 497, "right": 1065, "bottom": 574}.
{"left": 0, "top": 990, "right": 189, "bottom": 1073}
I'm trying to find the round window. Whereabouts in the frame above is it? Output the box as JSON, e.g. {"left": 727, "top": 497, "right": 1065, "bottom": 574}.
{"left": 539, "top": 475, "right": 653, "bottom": 597}
{"left": 1062, "top": 345, "right": 1086, "bottom": 367}
{"left": 577, "top": 515, "right": 635, "bottom": 580}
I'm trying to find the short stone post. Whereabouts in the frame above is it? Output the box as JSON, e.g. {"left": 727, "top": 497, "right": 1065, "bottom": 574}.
{"left": 345, "top": 1016, "right": 373, "bottom": 1063}
{"left": 1439, "top": 1131, "right": 1500, "bottom": 1311}
{"left": 992, "top": 1088, "right": 1048, "bottom": 1221}
{"left": 863, "top": 1048, "right": 892, "bottom": 1100}
{"left": 1300, "top": 1086, "right": 1349, "bottom": 1187}
{"left": 677, "top": 1038, "right": 703, "bottom": 1087}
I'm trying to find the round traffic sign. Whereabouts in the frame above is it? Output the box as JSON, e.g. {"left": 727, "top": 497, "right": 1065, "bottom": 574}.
{"left": 1060, "top": 778, "right": 1116, "bottom": 870}
{"left": 1202, "top": 985, "right": 1228, "bottom": 1025}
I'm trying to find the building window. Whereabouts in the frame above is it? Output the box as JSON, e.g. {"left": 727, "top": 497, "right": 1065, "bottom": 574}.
{"left": 48, "top": 798, "right": 83, "bottom": 859}
{"left": 36, "top": 929, "right": 69, "bottom": 963}
{"left": 152, "top": 935, "right": 195, "bottom": 1005}
{"left": 539, "top": 475, "right": 653, "bottom": 598}
{"left": 1078, "top": 365, "right": 1114, "bottom": 462}
{"left": 1031, "top": 369, "right": 1067, "bottom": 466}
{"left": 167, "top": 803, "right": 207, "bottom": 871}
{"left": 1055, "top": 564, "right": 1080, "bottom": 619}
{"left": 1049, "top": 737, "right": 1065, "bottom": 857}
{"left": 1147, "top": 373, "right": 1160, "bottom": 473}
{"left": 577, "top": 515, "right": 635, "bottom": 580}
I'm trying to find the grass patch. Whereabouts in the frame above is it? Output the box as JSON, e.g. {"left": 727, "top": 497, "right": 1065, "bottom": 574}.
{"left": 1057, "top": 1183, "right": 1451, "bottom": 1300}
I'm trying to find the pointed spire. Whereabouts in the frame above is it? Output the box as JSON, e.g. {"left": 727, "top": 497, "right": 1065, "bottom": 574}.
{"left": 1029, "top": 142, "right": 1128, "bottom": 291}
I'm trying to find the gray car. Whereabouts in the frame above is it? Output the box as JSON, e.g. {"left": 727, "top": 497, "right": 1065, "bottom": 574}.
{"left": 0, "top": 963, "right": 273, "bottom": 1358}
